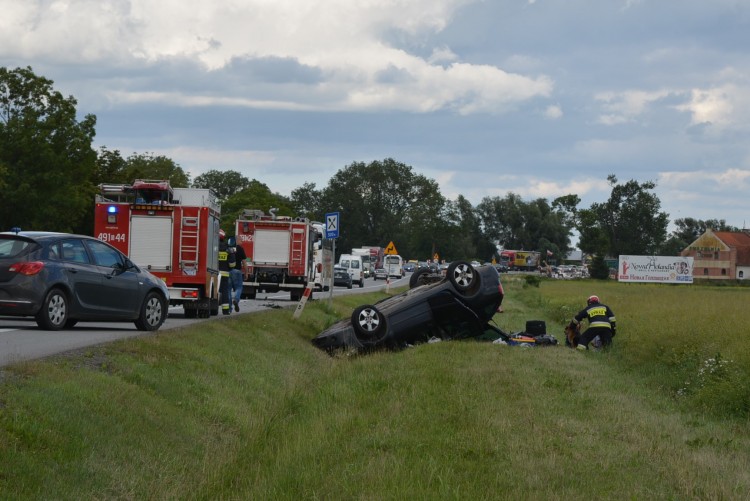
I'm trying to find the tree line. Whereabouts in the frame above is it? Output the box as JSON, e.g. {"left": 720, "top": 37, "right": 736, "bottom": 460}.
{"left": 1, "top": 66, "right": 739, "bottom": 275}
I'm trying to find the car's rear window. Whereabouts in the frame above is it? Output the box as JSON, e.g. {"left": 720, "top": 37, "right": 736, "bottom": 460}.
{"left": 0, "top": 238, "right": 35, "bottom": 258}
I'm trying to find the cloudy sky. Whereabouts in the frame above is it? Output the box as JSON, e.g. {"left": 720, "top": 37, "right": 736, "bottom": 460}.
{"left": 2, "top": 0, "right": 749, "bottom": 233}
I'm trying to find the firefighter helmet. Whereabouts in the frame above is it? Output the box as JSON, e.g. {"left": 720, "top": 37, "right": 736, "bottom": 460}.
{"left": 587, "top": 295, "right": 600, "bottom": 305}
{"left": 219, "top": 229, "right": 226, "bottom": 240}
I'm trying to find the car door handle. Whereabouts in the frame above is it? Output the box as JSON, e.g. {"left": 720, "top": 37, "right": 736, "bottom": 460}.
{"left": 67, "top": 268, "right": 79, "bottom": 273}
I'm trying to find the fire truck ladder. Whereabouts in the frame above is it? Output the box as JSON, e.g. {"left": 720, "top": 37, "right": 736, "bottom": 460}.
{"left": 290, "top": 228, "right": 306, "bottom": 274}
{"left": 180, "top": 216, "right": 200, "bottom": 273}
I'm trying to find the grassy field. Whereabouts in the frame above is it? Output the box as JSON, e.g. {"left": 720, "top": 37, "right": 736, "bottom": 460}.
{"left": 1, "top": 277, "right": 750, "bottom": 499}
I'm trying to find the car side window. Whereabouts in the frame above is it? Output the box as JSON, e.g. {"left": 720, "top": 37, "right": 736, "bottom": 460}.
{"left": 85, "top": 240, "right": 124, "bottom": 268}
{"left": 60, "top": 239, "right": 91, "bottom": 264}
{"left": 352, "top": 261, "right": 359, "bottom": 269}
{"left": 47, "top": 243, "right": 61, "bottom": 260}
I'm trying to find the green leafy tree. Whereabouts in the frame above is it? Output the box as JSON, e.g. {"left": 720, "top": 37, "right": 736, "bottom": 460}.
{"left": 477, "top": 194, "right": 572, "bottom": 257}
{"left": 220, "top": 180, "right": 294, "bottom": 235}
{"left": 192, "top": 169, "right": 251, "bottom": 204}
{"left": 0, "top": 66, "right": 98, "bottom": 234}
{"left": 318, "top": 158, "right": 446, "bottom": 259}
{"left": 93, "top": 147, "right": 129, "bottom": 185}
{"left": 122, "top": 152, "right": 190, "bottom": 188}
{"left": 660, "top": 217, "right": 739, "bottom": 255}
{"left": 592, "top": 175, "right": 669, "bottom": 256}
{"left": 290, "top": 182, "right": 323, "bottom": 221}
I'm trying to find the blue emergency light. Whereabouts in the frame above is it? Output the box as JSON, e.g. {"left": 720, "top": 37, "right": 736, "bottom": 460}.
{"left": 107, "top": 205, "right": 118, "bottom": 224}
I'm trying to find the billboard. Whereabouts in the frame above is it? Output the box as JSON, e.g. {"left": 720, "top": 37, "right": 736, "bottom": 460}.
{"left": 618, "top": 255, "right": 694, "bottom": 284}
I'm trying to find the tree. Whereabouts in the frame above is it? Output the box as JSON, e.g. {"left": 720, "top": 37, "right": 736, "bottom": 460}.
{"left": 192, "top": 169, "right": 251, "bottom": 203}
{"left": 591, "top": 175, "right": 669, "bottom": 256}
{"left": 476, "top": 193, "right": 572, "bottom": 256}
{"left": 318, "top": 158, "right": 446, "bottom": 259}
{"left": 220, "top": 180, "right": 294, "bottom": 235}
{"left": 122, "top": 152, "right": 190, "bottom": 188}
{"left": 290, "top": 182, "right": 322, "bottom": 220}
{"left": 0, "top": 66, "right": 97, "bottom": 233}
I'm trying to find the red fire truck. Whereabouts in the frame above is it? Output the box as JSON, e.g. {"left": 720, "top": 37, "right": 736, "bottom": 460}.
{"left": 235, "top": 208, "right": 321, "bottom": 301}
{"left": 94, "top": 180, "right": 221, "bottom": 318}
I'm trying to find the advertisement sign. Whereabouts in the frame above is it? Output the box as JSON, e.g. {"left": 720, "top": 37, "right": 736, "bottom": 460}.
{"left": 618, "top": 255, "right": 694, "bottom": 284}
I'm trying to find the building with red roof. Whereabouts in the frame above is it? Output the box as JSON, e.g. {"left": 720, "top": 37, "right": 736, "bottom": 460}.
{"left": 681, "top": 229, "right": 750, "bottom": 280}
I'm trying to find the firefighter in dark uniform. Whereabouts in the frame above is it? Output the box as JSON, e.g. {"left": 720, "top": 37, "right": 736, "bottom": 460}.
{"left": 570, "top": 295, "right": 616, "bottom": 350}
{"left": 218, "top": 229, "right": 234, "bottom": 315}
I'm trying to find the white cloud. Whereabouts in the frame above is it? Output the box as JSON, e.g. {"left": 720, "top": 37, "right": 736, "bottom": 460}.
{"left": 544, "top": 104, "right": 563, "bottom": 119}
{"left": 676, "top": 84, "right": 738, "bottom": 128}
{"left": 595, "top": 89, "right": 673, "bottom": 125}
{"left": 1, "top": 0, "right": 552, "bottom": 115}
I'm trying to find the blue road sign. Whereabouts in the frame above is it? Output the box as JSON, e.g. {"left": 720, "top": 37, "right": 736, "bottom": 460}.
{"left": 325, "top": 212, "right": 340, "bottom": 239}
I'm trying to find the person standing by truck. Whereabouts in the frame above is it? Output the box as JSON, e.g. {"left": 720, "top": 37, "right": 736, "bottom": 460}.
{"left": 218, "top": 229, "right": 235, "bottom": 315}
{"left": 229, "top": 239, "right": 247, "bottom": 312}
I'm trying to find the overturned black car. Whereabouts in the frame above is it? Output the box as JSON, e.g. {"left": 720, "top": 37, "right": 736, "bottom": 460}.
{"left": 312, "top": 261, "right": 504, "bottom": 353}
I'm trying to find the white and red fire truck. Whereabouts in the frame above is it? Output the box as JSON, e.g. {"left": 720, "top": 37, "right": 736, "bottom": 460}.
{"left": 94, "top": 180, "right": 221, "bottom": 318}
{"left": 235, "top": 208, "right": 321, "bottom": 301}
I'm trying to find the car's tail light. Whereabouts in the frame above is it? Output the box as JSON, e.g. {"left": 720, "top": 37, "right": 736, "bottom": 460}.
{"left": 9, "top": 261, "right": 45, "bottom": 276}
{"left": 181, "top": 290, "right": 199, "bottom": 299}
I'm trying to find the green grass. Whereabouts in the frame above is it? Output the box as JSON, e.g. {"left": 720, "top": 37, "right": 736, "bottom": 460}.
{"left": 1, "top": 279, "right": 750, "bottom": 499}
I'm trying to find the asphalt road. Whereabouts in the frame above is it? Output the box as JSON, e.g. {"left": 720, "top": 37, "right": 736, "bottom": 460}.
{"left": 0, "top": 275, "right": 408, "bottom": 367}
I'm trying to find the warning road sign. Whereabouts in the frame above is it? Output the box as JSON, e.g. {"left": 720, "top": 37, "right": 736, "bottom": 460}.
{"left": 384, "top": 241, "right": 398, "bottom": 255}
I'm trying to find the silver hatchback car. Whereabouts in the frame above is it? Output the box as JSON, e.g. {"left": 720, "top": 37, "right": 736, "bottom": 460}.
{"left": 0, "top": 231, "right": 169, "bottom": 331}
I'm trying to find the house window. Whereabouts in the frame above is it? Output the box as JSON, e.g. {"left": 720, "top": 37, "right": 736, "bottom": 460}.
{"left": 721, "top": 268, "right": 727, "bottom": 276}
{"left": 714, "top": 252, "right": 719, "bottom": 259}
{"left": 703, "top": 268, "right": 709, "bottom": 276}
{"left": 740, "top": 271, "right": 745, "bottom": 279}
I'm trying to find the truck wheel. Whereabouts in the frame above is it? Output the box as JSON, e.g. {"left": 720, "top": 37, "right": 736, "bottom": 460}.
{"left": 210, "top": 298, "right": 219, "bottom": 316}
{"left": 134, "top": 292, "right": 166, "bottom": 331}
{"left": 35, "top": 287, "right": 68, "bottom": 331}
{"left": 246, "top": 287, "right": 257, "bottom": 300}
{"left": 351, "top": 304, "right": 387, "bottom": 347}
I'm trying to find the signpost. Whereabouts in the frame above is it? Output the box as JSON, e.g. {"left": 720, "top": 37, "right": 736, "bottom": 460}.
{"left": 325, "top": 212, "right": 340, "bottom": 304}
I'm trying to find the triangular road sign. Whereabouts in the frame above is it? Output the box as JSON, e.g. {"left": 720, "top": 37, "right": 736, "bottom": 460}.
{"left": 384, "top": 241, "right": 398, "bottom": 255}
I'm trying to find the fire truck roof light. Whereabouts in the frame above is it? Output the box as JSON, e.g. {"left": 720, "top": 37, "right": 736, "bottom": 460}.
{"left": 107, "top": 206, "right": 118, "bottom": 214}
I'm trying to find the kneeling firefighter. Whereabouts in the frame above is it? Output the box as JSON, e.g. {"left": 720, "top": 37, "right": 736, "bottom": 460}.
{"left": 569, "top": 295, "right": 616, "bottom": 350}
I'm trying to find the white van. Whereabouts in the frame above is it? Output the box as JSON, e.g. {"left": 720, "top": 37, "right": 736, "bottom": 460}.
{"left": 383, "top": 254, "right": 404, "bottom": 278}
{"left": 338, "top": 254, "right": 364, "bottom": 287}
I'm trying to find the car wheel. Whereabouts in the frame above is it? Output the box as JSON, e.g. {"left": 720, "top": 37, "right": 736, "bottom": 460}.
{"left": 351, "top": 304, "right": 387, "bottom": 346}
{"left": 347, "top": 282, "right": 352, "bottom": 289}
{"left": 447, "top": 261, "right": 479, "bottom": 294}
{"left": 134, "top": 291, "right": 166, "bottom": 331}
{"left": 35, "top": 288, "right": 68, "bottom": 331}
{"left": 409, "top": 268, "right": 433, "bottom": 288}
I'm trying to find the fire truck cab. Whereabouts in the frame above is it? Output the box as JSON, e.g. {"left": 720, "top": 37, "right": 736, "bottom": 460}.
{"left": 94, "top": 180, "right": 221, "bottom": 318}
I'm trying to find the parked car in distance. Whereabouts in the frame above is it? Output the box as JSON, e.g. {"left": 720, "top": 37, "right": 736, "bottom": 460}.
{"left": 312, "top": 261, "right": 504, "bottom": 353}
{"left": 0, "top": 231, "right": 169, "bottom": 331}
{"left": 402, "top": 262, "right": 416, "bottom": 273}
{"left": 333, "top": 265, "right": 353, "bottom": 289}
{"left": 372, "top": 267, "right": 388, "bottom": 281}
{"left": 493, "top": 263, "right": 509, "bottom": 273}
